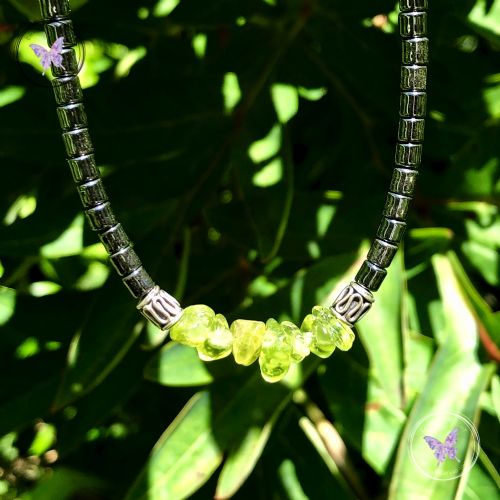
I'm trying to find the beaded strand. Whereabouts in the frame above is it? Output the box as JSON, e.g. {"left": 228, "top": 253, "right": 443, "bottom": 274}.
{"left": 37, "top": 0, "right": 427, "bottom": 382}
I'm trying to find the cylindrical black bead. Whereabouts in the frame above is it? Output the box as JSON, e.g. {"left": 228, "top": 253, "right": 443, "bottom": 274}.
{"left": 400, "top": 0, "right": 428, "bottom": 12}
{"left": 395, "top": 143, "right": 422, "bottom": 168}
{"left": 399, "top": 12, "right": 427, "bottom": 38}
{"left": 51, "top": 49, "right": 79, "bottom": 78}
{"left": 57, "top": 103, "right": 87, "bottom": 131}
{"left": 86, "top": 202, "right": 116, "bottom": 231}
{"left": 390, "top": 168, "right": 419, "bottom": 196}
{"left": 383, "top": 192, "right": 412, "bottom": 220}
{"left": 77, "top": 179, "right": 108, "bottom": 208}
{"left": 377, "top": 217, "right": 407, "bottom": 243}
{"left": 355, "top": 261, "right": 387, "bottom": 292}
{"left": 99, "top": 224, "right": 131, "bottom": 254}
{"left": 398, "top": 118, "right": 425, "bottom": 142}
{"left": 110, "top": 246, "right": 142, "bottom": 277}
{"left": 367, "top": 239, "right": 399, "bottom": 268}
{"left": 62, "top": 128, "right": 93, "bottom": 157}
{"left": 40, "top": 0, "right": 71, "bottom": 20}
{"left": 122, "top": 267, "right": 155, "bottom": 299}
{"left": 45, "top": 19, "right": 76, "bottom": 47}
{"left": 400, "top": 91, "right": 427, "bottom": 117}
{"left": 68, "top": 154, "right": 99, "bottom": 183}
{"left": 402, "top": 38, "right": 429, "bottom": 65}
{"left": 52, "top": 76, "right": 82, "bottom": 105}
{"left": 401, "top": 65, "right": 427, "bottom": 90}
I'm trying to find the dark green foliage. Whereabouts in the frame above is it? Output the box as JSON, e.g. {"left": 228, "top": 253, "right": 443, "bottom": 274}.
{"left": 0, "top": 0, "right": 499, "bottom": 498}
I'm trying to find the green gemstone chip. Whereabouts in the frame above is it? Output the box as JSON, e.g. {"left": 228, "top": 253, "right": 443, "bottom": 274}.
{"left": 231, "top": 319, "right": 266, "bottom": 366}
{"left": 259, "top": 318, "right": 293, "bottom": 383}
{"left": 170, "top": 304, "right": 215, "bottom": 347}
{"left": 197, "top": 314, "right": 233, "bottom": 361}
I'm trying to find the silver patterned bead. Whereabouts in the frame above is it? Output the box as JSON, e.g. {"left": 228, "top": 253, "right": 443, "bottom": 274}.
{"left": 331, "top": 282, "right": 374, "bottom": 326}
{"left": 137, "top": 285, "right": 183, "bottom": 331}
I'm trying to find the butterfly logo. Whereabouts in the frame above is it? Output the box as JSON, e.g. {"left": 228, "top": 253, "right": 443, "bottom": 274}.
{"left": 30, "top": 36, "right": 65, "bottom": 75}
{"left": 423, "top": 428, "right": 460, "bottom": 465}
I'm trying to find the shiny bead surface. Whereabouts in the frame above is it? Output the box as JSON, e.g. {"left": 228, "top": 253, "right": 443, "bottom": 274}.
{"left": 110, "top": 246, "right": 142, "bottom": 277}
{"left": 231, "top": 319, "right": 266, "bottom": 366}
{"left": 402, "top": 38, "right": 429, "bottom": 65}
{"left": 68, "top": 154, "right": 99, "bottom": 183}
{"left": 367, "top": 238, "right": 398, "bottom": 268}
{"left": 52, "top": 76, "right": 82, "bottom": 105}
{"left": 52, "top": 48, "right": 79, "bottom": 77}
{"left": 86, "top": 202, "right": 116, "bottom": 230}
{"left": 355, "top": 261, "right": 387, "bottom": 292}
{"left": 99, "top": 224, "right": 130, "bottom": 254}
{"left": 376, "top": 217, "right": 406, "bottom": 243}
{"left": 198, "top": 314, "right": 233, "bottom": 361}
{"left": 399, "top": 12, "right": 427, "bottom": 38}
{"left": 259, "top": 318, "right": 293, "bottom": 383}
{"left": 395, "top": 143, "right": 422, "bottom": 168}
{"left": 383, "top": 192, "right": 412, "bottom": 220}
{"left": 137, "top": 285, "right": 182, "bottom": 330}
{"left": 331, "top": 282, "right": 374, "bottom": 326}
{"left": 62, "top": 128, "right": 93, "bottom": 157}
{"left": 400, "top": 91, "right": 427, "bottom": 117}
{"left": 122, "top": 267, "right": 155, "bottom": 299}
{"left": 57, "top": 103, "right": 87, "bottom": 131}
{"left": 170, "top": 305, "right": 215, "bottom": 347}
{"left": 401, "top": 65, "right": 427, "bottom": 91}
{"left": 45, "top": 19, "right": 76, "bottom": 46}
{"left": 399, "top": 0, "right": 428, "bottom": 12}
{"left": 40, "top": 0, "right": 71, "bottom": 19}
{"left": 77, "top": 178, "right": 107, "bottom": 208}
{"left": 390, "top": 167, "right": 419, "bottom": 196}
{"left": 398, "top": 118, "right": 425, "bottom": 142}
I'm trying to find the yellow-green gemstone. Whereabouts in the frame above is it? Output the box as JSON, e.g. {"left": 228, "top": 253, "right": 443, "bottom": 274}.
{"left": 282, "top": 321, "right": 311, "bottom": 363}
{"left": 308, "top": 306, "right": 336, "bottom": 358}
{"left": 197, "top": 314, "right": 233, "bottom": 361}
{"left": 259, "top": 318, "right": 293, "bottom": 383}
{"left": 170, "top": 304, "right": 215, "bottom": 347}
{"left": 332, "top": 318, "right": 355, "bottom": 351}
{"left": 230, "top": 319, "right": 266, "bottom": 366}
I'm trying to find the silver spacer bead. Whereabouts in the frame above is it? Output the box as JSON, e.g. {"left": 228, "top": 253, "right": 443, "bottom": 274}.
{"left": 330, "top": 282, "right": 374, "bottom": 326}
{"left": 137, "top": 285, "right": 183, "bottom": 331}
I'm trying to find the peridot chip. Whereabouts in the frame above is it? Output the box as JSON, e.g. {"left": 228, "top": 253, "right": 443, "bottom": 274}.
{"left": 170, "top": 304, "right": 215, "bottom": 347}
{"left": 259, "top": 318, "right": 293, "bottom": 383}
{"left": 197, "top": 314, "right": 233, "bottom": 361}
{"left": 231, "top": 319, "right": 265, "bottom": 366}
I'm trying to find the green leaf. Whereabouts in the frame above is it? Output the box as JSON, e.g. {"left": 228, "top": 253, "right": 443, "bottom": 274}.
{"left": 215, "top": 409, "right": 276, "bottom": 499}
{"left": 271, "top": 84, "right": 299, "bottom": 123}
{"left": 28, "top": 422, "right": 57, "bottom": 456}
{"left": 53, "top": 280, "right": 141, "bottom": 409}
{"left": 126, "top": 362, "right": 315, "bottom": 499}
{"left": 388, "top": 253, "right": 496, "bottom": 499}
{"left": 491, "top": 375, "right": 500, "bottom": 421}
{"left": 144, "top": 342, "right": 237, "bottom": 387}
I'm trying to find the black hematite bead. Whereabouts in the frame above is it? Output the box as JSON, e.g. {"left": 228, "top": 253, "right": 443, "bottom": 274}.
{"left": 383, "top": 192, "right": 412, "bottom": 220}
{"left": 68, "top": 154, "right": 100, "bottom": 183}
{"left": 86, "top": 202, "right": 116, "bottom": 231}
{"left": 45, "top": 19, "right": 76, "bottom": 46}
{"left": 367, "top": 239, "right": 399, "bottom": 269}
{"left": 355, "top": 261, "right": 387, "bottom": 291}
{"left": 99, "top": 224, "right": 131, "bottom": 254}
{"left": 399, "top": 0, "right": 428, "bottom": 12}
{"left": 77, "top": 179, "right": 108, "bottom": 208}
{"left": 400, "top": 91, "right": 427, "bottom": 117}
{"left": 398, "top": 118, "right": 425, "bottom": 142}
{"left": 377, "top": 217, "right": 407, "bottom": 243}
{"left": 122, "top": 267, "right": 155, "bottom": 299}
{"left": 110, "top": 246, "right": 143, "bottom": 277}
{"left": 390, "top": 168, "right": 419, "bottom": 196}
{"left": 40, "top": 0, "right": 71, "bottom": 20}
{"left": 52, "top": 76, "right": 82, "bottom": 105}
{"left": 57, "top": 103, "right": 87, "bottom": 131}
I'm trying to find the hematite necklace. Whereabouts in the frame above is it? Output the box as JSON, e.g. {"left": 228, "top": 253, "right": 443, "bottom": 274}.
{"left": 35, "top": 0, "right": 428, "bottom": 382}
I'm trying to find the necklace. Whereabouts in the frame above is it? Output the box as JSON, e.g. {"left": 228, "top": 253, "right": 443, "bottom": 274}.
{"left": 36, "top": 0, "right": 428, "bottom": 382}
